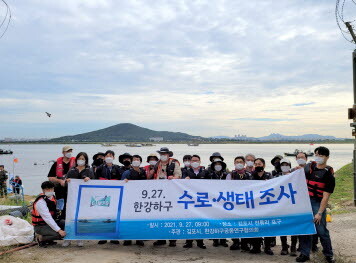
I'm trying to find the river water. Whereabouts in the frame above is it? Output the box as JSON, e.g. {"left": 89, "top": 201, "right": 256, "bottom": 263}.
{"left": 0, "top": 143, "right": 353, "bottom": 195}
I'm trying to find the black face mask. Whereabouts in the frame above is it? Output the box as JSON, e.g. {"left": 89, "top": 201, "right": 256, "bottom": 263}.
{"left": 93, "top": 158, "right": 104, "bottom": 167}
{"left": 274, "top": 162, "right": 281, "bottom": 172}
{"left": 255, "top": 166, "right": 264, "bottom": 173}
{"left": 123, "top": 160, "right": 131, "bottom": 166}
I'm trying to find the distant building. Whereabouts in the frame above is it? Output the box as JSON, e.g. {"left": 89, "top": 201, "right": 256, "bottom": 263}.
{"left": 149, "top": 137, "right": 164, "bottom": 142}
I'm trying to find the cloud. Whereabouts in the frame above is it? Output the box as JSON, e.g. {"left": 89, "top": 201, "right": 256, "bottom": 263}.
{"left": 292, "top": 102, "right": 316, "bottom": 106}
{"left": 232, "top": 118, "right": 297, "bottom": 122}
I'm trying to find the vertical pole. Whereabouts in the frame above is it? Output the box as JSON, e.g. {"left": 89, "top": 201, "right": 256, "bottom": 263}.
{"left": 353, "top": 50, "right": 356, "bottom": 206}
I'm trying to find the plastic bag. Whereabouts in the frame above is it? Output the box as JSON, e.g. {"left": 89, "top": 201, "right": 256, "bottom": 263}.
{"left": 0, "top": 215, "right": 34, "bottom": 246}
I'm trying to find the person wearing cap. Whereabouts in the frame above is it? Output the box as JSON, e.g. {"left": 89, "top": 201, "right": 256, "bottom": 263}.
{"left": 47, "top": 146, "right": 76, "bottom": 220}
{"left": 118, "top": 153, "right": 133, "bottom": 177}
{"left": 207, "top": 152, "right": 230, "bottom": 174}
{"left": 250, "top": 158, "right": 274, "bottom": 255}
{"left": 91, "top": 152, "right": 105, "bottom": 172}
{"left": 121, "top": 155, "right": 146, "bottom": 247}
{"left": 271, "top": 155, "right": 283, "bottom": 177}
{"left": 94, "top": 150, "right": 121, "bottom": 245}
{"left": 245, "top": 153, "right": 256, "bottom": 173}
{"left": 227, "top": 156, "right": 251, "bottom": 252}
{"left": 153, "top": 147, "right": 181, "bottom": 247}
{"left": 275, "top": 159, "right": 299, "bottom": 256}
{"left": 181, "top": 155, "right": 192, "bottom": 178}
{"left": 206, "top": 159, "right": 229, "bottom": 248}
{"left": 144, "top": 154, "right": 159, "bottom": 179}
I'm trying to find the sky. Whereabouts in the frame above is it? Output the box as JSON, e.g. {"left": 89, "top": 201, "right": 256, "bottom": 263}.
{"left": 0, "top": 0, "right": 356, "bottom": 139}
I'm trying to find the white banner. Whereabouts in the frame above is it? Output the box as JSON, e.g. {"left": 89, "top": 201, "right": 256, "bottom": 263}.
{"left": 65, "top": 169, "right": 315, "bottom": 240}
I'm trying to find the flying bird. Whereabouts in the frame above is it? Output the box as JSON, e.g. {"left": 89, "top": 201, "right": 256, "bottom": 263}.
{"left": 45, "top": 112, "right": 51, "bottom": 117}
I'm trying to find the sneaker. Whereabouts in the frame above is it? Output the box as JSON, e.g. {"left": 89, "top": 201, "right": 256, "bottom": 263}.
{"left": 230, "top": 242, "right": 240, "bottom": 250}
{"left": 281, "top": 246, "right": 289, "bottom": 255}
{"left": 241, "top": 244, "right": 250, "bottom": 252}
{"left": 325, "top": 256, "right": 335, "bottom": 263}
{"left": 213, "top": 240, "right": 219, "bottom": 247}
{"left": 290, "top": 247, "right": 297, "bottom": 257}
{"left": 62, "top": 240, "right": 71, "bottom": 247}
{"left": 196, "top": 241, "right": 206, "bottom": 249}
{"left": 249, "top": 247, "right": 261, "bottom": 254}
{"left": 169, "top": 240, "right": 176, "bottom": 247}
{"left": 77, "top": 240, "right": 84, "bottom": 247}
{"left": 46, "top": 241, "right": 57, "bottom": 246}
{"left": 110, "top": 240, "right": 120, "bottom": 244}
{"left": 264, "top": 248, "right": 274, "bottom": 255}
{"left": 296, "top": 254, "right": 310, "bottom": 262}
{"left": 153, "top": 240, "right": 167, "bottom": 246}
{"left": 98, "top": 240, "right": 107, "bottom": 245}
{"left": 136, "top": 240, "right": 144, "bottom": 247}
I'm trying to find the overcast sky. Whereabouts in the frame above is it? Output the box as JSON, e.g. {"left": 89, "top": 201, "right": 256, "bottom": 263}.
{"left": 0, "top": 0, "right": 355, "bottom": 139}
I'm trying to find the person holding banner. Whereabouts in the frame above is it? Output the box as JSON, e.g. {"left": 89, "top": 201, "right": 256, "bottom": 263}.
{"left": 118, "top": 153, "right": 133, "bottom": 177}
{"left": 153, "top": 147, "right": 181, "bottom": 247}
{"left": 227, "top": 156, "right": 251, "bottom": 252}
{"left": 94, "top": 150, "right": 121, "bottom": 245}
{"left": 297, "top": 146, "right": 335, "bottom": 263}
{"left": 182, "top": 154, "right": 208, "bottom": 249}
{"left": 250, "top": 158, "right": 274, "bottom": 255}
{"left": 207, "top": 159, "right": 229, "bottom": 248}
{"left": 32, "top": 181, "right": 66, "bottom": 247}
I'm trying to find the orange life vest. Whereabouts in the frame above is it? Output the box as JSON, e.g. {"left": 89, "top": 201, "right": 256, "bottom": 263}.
{"left": 31, "top": 194, "right": 57, "bottom": 226}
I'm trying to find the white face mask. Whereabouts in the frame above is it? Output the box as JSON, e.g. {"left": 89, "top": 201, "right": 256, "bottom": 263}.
{"left": 246, "top": 161, "right": 254, "bottom": 167}
{"left": 149, "top": 160, "right": 157, "bottom": 166}
{"left": 65, "top": 152, "right": 72, "bottom": 158}
{"left": 160, "top": 155, "right": 168, "bottom": 162}
{"left": 215, "top": 165, "right": 222, "bottom": 172}
{"left": 77, "top": 160, "right": 85, "bottom": 167}
{"left": 191, "top": 162, "right": 200, "bottom": 169}
{"left": 235, "top": 163, "right": 244, "bottom": 170}
{"left": 105, "top": 157, "right": 114, "bottom": 164}
{"left": 297, "top": 158, "right": 307, "bottom": 165}
{"left": 184, "top": 161, "right": 191, "bottom": 167}
{"left": 281, "top": 166, "right": 291, "bottom": 173}
{"left": 45, "top": 191, "right": 55, "bottom": 198}
{"left": 315, "top": 156, "right": 325, "bottom": 165}
{"left": 132, "top": 160, "right": 141, "bottom": 167}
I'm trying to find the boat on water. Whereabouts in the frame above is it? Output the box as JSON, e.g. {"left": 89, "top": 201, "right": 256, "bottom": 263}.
{"left": 125, "top": 144, "right": 142, "bottom": 147}
{"left": 187, "top": 143, "right": 199, "bottom": 146}
{"left": 101, "top": 143, "right": 115, "bottom": 147}
{"left": 0, "top": 149, "right": 13, "bottom": 155}
{"left": 284, "top": 149, "right": 314, "bottom": 157}
{"left": 103, "top": 219, "right": 116, "bottom": 223}
{"left": 78, "top": 219, "right": 89, "bottom": 223}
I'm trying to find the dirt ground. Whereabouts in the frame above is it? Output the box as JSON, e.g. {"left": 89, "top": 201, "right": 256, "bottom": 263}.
{"left": 2, "top": 212, "right": 356, "bottom": 263}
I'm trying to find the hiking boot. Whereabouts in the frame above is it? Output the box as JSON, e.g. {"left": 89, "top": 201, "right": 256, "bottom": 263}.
{"left": 230, "top": 241, "right": 240, "bottom": 250}
{"left": 196, "top": 240, "right": 206, "bottom": 249}
{"left": 241, "top": 244, "right": 250, "bottom": 252}
{"left": 296, "top": 254, "right": 310, "bottom": 262}
{"left": 123, "top": 240, "right": 132, "bottom": 246}
{"left": 213, "top": 240, "right": 219, "bottom": 247}
{"left": 311, "top": 244, "right": 318, "bottom": 252}
{"left": 281, "top": 245, "right": 289, "bottom": 255}
{"left": 249, "top": 247, "right": 261, "bottom": 254}
{"left": 264, "top": 248, "right": 274, "bottom": 255}
{"left": 169, "top": 240, "right": 176, "bottom": 247}
{"left": 110, "top": 240, "right": 120, "bottom": 244}
{"left": 183, "top": 242, "right": 193, "bottom": 248}
{"left": 98, "top": 240, "right": 107, "bottom": 245}
{"left": 220, "top": 239, "right": 228, "bottom": 247}
{"left": 290, "top": 246, "right": 297, "bottom": 257}
{"left": 325, "top": 256, "right": 335, "bottom": 263}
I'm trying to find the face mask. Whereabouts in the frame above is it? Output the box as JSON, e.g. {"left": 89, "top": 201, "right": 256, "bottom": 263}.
{"left": 215, "top": 165, "right": 222, "bottom": 172}
{"left": 132, "top": 160, "right": 141, "bottom": 167}
{"left": 315, "top": 156, "right": 325, "bottom": 165}
{"left": 123, "top": 160, "right": 131, "bottom": 166}
{"left": 235, "top": 163, "right": 244, "bottom": 170}
{"left": 297, "top": 159, "right": 307, "bottom": 165}
{"left": 45, "top": 191, "right": 55, "bottom": 198}
{"left": 149, "top": 160, "right": 157, "bottom": 166}
{"left": 77, "top": 160, "right": 85, "bottom": 167}
{"left": 255, "top": 166, "right": 264, "bottom": 173}
{"left": 160, "top": 155, "right": 168, "bottom": 162}
{"left": 191, "top": 162, "right": 200, "bottom": 169}
{"left": 105, "top": 157, "right": 113, "bottom": 164}
{"left": 281, "top": 166, "right": 291, "bottom": 173}
{"left": 65, "top": 152, "right": 72, "bottom": 158}
{"left": 246, "top": 161, "right": 254, "bottom": 167}
{"left": 184, "top": 161, "right": 191, "bottom": 167}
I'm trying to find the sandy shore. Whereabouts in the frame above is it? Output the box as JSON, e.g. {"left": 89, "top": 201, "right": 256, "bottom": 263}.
{"left": 3, "top": 212, "right": 356, "bottom": 263}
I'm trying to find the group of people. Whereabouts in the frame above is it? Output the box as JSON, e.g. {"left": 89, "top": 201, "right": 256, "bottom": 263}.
{"left": 31, "top": 145, "right": 336, "bottom": 263}
{"left": 0, "top": 165, "right": 22, "bottom": 197}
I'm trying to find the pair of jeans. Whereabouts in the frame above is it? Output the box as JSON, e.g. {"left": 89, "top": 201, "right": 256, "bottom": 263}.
{"left": 299, "top": 198, "right": 333, "bottom": 257}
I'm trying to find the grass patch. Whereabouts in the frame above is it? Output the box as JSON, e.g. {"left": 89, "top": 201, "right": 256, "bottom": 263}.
{"left": 330, "top": 163, "right": 355, "bottom": 213}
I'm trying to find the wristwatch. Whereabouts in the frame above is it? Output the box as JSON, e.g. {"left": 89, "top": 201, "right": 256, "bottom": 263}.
{"left": 317, "top": 212, "right": 323, "bottom": 216}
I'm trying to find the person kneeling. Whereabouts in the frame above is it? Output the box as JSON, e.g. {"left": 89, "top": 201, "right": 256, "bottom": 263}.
{"left": 32, "top": 181, "right": 66, "bottom": 247}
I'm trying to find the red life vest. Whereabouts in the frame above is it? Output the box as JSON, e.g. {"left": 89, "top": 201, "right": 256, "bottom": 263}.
{"left": 56, "top": 157, "right": 76, "bottom": 178}
{"left": 306, "top": 162, "right": 334, "bottom": 199}
{"left": 153, "top": 158, "right": 180, "bottom": 179}
{"left": 31, "top": 194, "right": 57, "bottom": 226}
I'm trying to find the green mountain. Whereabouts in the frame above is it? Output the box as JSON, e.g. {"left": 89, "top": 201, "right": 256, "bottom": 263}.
{"left": 50, "top": 123, "right": 203, "bottom": 142}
